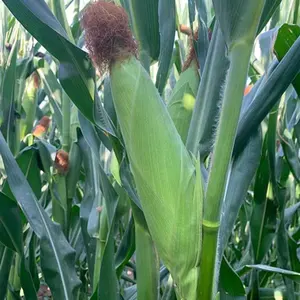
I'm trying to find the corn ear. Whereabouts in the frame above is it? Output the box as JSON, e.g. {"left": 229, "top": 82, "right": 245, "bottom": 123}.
{"left": 110, "top": 56, "right": 203, "bottom": 299}
{"left": 20, "top": 73, "right": 39, "bottom": 140}
{"left": 167, "top": 62, "right": 199, "bottom": 143}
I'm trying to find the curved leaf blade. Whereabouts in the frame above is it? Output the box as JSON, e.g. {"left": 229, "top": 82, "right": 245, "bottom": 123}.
{"left": 186, "top": 22, "right": 229, "bottom": 157}
{"left": 220, "top": 257, "right": 245, "bottom": 296}
{"left": 219, "top": 129, "right": 262, "bottom": 257}
{"left": 235, "top": 36, "right": 300, "bottom": 154}
{"left": 130, "top": 0, "right": 160, "bottom": 62}
{"left": 3, "top": 0, "right": 95, "bottom": 123}
{"left": 238, "top": 264, "right": 300, "bottom": 283}
{"left": 0, "top": 131, "right": 81, "bottom": 299}
{"left": 0, "top": 193, "right": 23, "bottom": 253}
{"left": 155, "top": 0, "right": 176, "bottom": 94}
{"left": 274, "top": 24, "right": 300, "bottom": 96}
{"left": 258, "top": 0, "right": 282, "bottom": 33}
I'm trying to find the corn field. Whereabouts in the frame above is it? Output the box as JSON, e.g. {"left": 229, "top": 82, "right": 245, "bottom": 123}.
{"left": 1, "top": 0, "right": 300, "bottom": 299}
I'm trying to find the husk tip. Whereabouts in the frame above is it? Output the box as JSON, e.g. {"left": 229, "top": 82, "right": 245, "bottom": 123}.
{"left": 81, "top": 0, "right": 137, "bottom": 74}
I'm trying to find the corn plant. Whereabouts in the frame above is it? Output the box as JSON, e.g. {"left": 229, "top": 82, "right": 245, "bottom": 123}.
{"left": 0, "top": 0, "right": 300, "bottom": 299}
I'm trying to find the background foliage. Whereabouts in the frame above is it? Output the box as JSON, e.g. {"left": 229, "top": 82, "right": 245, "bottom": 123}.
{"left": 0, "top": 0, "right": 300, "bottom": 299}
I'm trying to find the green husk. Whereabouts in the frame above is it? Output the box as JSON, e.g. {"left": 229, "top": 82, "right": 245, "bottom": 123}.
{"left": 167, "top": 62, "right": 200, "bottom": 143}
{"left": 110, "top": 56, "right": 203, "bottom": 299}
{"left": 20, "top": 74, "right": 39, "bottom": 140}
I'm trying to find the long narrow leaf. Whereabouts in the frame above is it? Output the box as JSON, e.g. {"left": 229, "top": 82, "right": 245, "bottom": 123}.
{"left": 0, "top": 131, "right": 81, "bottom": 299}
{"left": 186, "top": 22, "right": 228, "bottom": 157}
{"left": 219, "top": 129, "right": 262, "bottom": 257}
{"left": 155, "top": 0, "right": 176, "bottom": 94}
{"left": 3, "top": 0, "right": 95, "bottom": 123}
{"left": 235, "top": 36, "right": 300, "bottom": 154}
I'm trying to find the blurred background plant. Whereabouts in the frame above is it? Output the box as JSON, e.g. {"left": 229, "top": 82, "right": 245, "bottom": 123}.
{"left": 0, "top": 0, "right": 300, "bottom": 299}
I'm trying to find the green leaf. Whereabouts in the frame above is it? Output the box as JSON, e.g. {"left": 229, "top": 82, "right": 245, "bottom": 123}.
{"left": 277, "top": 198, "right": 295, "bottom": 298}
{"left": 115, "top": 217, "right": 135, "bottom": 277}
{"left": 1, "top": 35, "right": 17, "bottom": 123}
{"left": 155, "top": 0, "right": 176, "bottom": 94}
{"left": 96, "top": 214, "right": 119, "bottom": 300}
{"left": 250, "top": 136, "right": 277, "bottom": 263}
{"left": 130, "top": 0, "right": 160, "bottom": 63}
{"left": 0, "top": 193, "right": 23, "bottom": 253}
{"left": 258, "top": 0, "right": 282, "bottom": 33}
{"left": 123, "top": 285, "right": 137, "bottom": 300}
{"left": 77, "top": 133, "right": 97, "bottom": 283}
{"left": 194, "top": 0, "right": 209, "bottom": 72}
{"left": 269, "top": 104, "right": 295, "bottom": 298}
{"left": 93, "top": 90, "right": 117, "bottom": 137}
{"left": 134, "top": 222, "right": 159, "bottom": 300}
{"left": 3, "top": 145, "right": 42, "bottom": 201}
{"left": 79, "top": 122, "right": 119, "bottom": 298}
{"left": 267, "top": 104, "right": 279, "bottom": 195}
{"left": 119, "top": 157, "right": 143, "bottom": 210}
{"left": 19, "top": 255, "right": 38, "bottom": 300}
{"left": 237, "top": 264, "right": 300, "bottom": 283}
{"left": 274, "top": 24, "right": 300, "bottom": 96}
{"left": 186, "top": 23, "right": 229, "bottom": 157}
{"left": 280, "top": 127, "right": 300, "bottom": 183}
{"left": 16, "top": 146, "right": 42, "bottom": 199}
{"left": 288, "top": 235, "right": 300, "bottom": 273}
{"left": 49, "top": 0, "right": 74, "bottom": 42}
{"left": 0, "top": 168, "right": 39, "bottom": 298}
{"left": 235, "top": 37, "right": 300, "bottom": 154}
{"left": 285, "top": 202, "right": 300, "bottom": 226}
{"left": 78, "top": 121, "right": 120, "bottom": 299}
{"left": 0, "top": 131, "right": 81, "bottom": 299}
{"left": 3, "top": 0, "right": 95, "bottom": 123}
{"left": 219, "top": 257, "right": 245, "bottom": 296}
{"left": 167, "top": 63, "right": 199, "bottom": 143}
{"left": 66, "top": 142, "right": 82, "bottom": 199}
{"left": 259, "top": 288, "right": 299, "bottom": 298}
{"left": 1, "top": 34, "right": 18, "bottom": 153}
{"left": 188, "top": 0, "right": 196, "bottom": 28}
{"left": 219, "top": 129, "right": 262, "bottom": 256}
{"left": 36, "top": 59, "right": 63, "bottom": 132}
{"left": 78, "top": 113, "right": 101, "bottom": 163}
{"left": 103, "top": 78, "right": 117, "bottom": 128}
{"left": 89, "top": 151, "right": 119, "bottom": 299}
{"left": 120, "top": 191, "right": 158, "bottom": 299}
{"left": 25, "top": 231, "right": 40, "bottom": 291}
{"left": 0, "top": 247, "right": 14, "bottom": 300}
{"left": 36, "top": 140, "right": 56, "bottom": 179}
